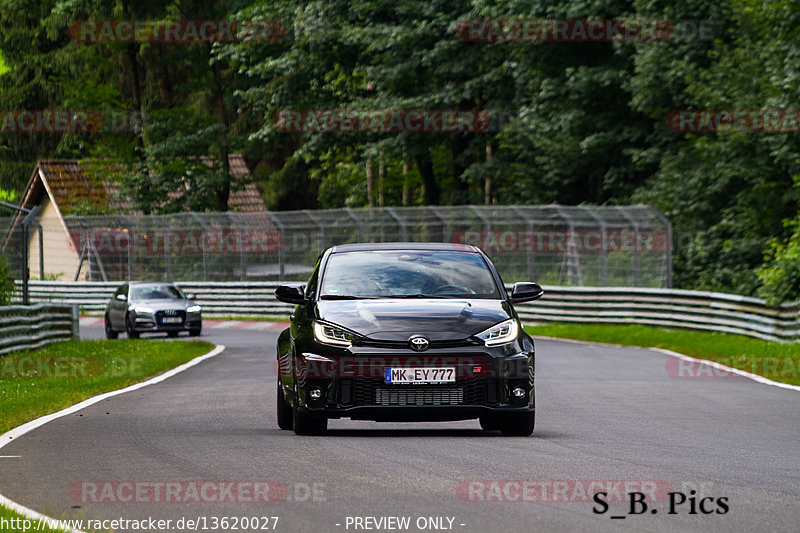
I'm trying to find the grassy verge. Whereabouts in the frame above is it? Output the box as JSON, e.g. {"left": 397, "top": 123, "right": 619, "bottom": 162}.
{"left": 0, "top": 339, "right": 214, "bottom": 434}
{"left": 0, "top": 339, "right": 214, "bottom": 531}
{"left": 526, "top": 323, "right": 800, "bottom": 386}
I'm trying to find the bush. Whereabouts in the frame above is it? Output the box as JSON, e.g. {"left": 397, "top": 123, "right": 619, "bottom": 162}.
{"left": 758, "top": 215, "right": 800, "bottom": 306}
{"left": 0, "top": 255, "right": 14, "bottom": 305}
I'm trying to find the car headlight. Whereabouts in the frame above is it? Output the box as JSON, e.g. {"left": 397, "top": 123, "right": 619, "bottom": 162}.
{"left": 186, "top": 305, "right": 201, "bottom": 313}
{"left": 313, "top": 320, "right": 356, "bottom": 347}
{"left": 476, "top": 319, "right": 519, "bottom": 346}
{"left": 133, "top": 306, "right": 154, "bottom": 314}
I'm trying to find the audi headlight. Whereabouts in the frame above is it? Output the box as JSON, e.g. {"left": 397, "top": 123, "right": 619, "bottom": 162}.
{"left": 133, "top": 306, "right": 154, "bottom": 314}
{"left": 476, "top": 319, "right": 519, "bottom": 346}
{"left": 313, "top": 320, "right": 356, "bottom": 347}
{"left": 186, "top": 305, "right": 201, "bottom": 313}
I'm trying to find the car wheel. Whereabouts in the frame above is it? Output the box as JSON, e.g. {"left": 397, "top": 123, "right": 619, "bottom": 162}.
{"left": 277, "top": 383, "right": 293, "bottom": 430}
{"left": 478, "top": 416, "right": 500, "bottom": 431}
{"left": 189, "top": 328, "right": 202, "bottom": 337}
{"left": 500, "top": 411, "right": 535, "bottom": 437}
{"left": 167, "top": 331, "right": 179, "bottom": 338}
{"left": 292, "top": 401, "right": 327, "bottom": 435}
{"left": 104, "top": 315, "right": 118, "bottom": 339}
{"left": 126, "top": 314, "right": 139, "bottom": 339}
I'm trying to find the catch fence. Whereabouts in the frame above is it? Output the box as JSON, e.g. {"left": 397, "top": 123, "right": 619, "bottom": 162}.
{"left": 3, "top": 204, "right": 671, "bottom": 287}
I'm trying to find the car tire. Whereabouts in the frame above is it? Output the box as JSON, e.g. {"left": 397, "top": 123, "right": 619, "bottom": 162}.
{"left": 277, "top": 383, "right": 293, "bottom": 430}
{"left": 189, "top": 328, "right": 201, "bottom": 337}
{"left": 478, "top": 416, "right": 500, "bottom": 431}
{"left": 104, "top": 315, "right": 118, "bottom": 339}
{"left": 126, "top": 314, "right": 139, "bottom": 339}
{"left": 167, "top": 331, "right": 179, "bottom": 338}
{"left": 500, "top": 411, "right": 535, "bottom": 437}
{"left": 292, "top": 401, "right": 327, "bottom": 435}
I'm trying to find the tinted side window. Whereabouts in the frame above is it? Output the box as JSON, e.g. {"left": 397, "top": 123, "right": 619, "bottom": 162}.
{"left": 304, "top": 257, "right": 322, "bottom": 299}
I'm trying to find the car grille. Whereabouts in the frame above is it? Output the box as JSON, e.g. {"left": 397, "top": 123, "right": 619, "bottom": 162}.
{"left": 155, "top": 310, "right": 186, "bottom": 323}
{"left": 351, "top": 378, "right": 486, "bottom": 406}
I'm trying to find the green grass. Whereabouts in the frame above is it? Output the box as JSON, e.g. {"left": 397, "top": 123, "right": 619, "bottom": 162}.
{"left": 526, "top": 323, "right": 800, "bottom": 386}
{"left": 0, "top": 53, "right": 8, "bottom": 75}
{"left": 0, "top": 339, "right": 214, "bottom": 434}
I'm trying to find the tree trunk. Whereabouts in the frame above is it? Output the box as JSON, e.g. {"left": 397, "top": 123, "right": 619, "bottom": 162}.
{"left": 415, "top": 151, "right": 439, "bottom": 205}
{"left": 210, "top": 44, "right": 231, "bottom": 211}
{"left": 121, "top": 1, "right": 144, "bottom": 156}
{"left": 485, "top": 142, "right": 493, "bottom": 205}
{"left": 451, "top": 135, "right": 470, "bottom": 204}
{"left": 402, "top": 158, "right": 410, "bottom": 206}
{"left": 366, "top": 157, "right": 374, "bottom": 207}
{"left": 378, "top": 151, "right": 385, "bottom": 207}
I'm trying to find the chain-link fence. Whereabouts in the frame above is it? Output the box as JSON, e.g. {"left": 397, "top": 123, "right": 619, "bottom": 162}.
{"left": 2, "top": 204, "right": 671, "bottom": 287}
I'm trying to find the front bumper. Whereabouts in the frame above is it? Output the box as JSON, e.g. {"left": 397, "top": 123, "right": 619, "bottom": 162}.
{"left": 286, "top": 346, "right": 534, "bottom": 422}
{"left": 132, "top": 313, "right": 202, "bottom": 332}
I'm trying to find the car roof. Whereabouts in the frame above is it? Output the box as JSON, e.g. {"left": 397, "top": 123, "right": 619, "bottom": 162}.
{"left": 329, "top": 242, "right": 478, "bottom": 253}
{"left": 127, "top": 281, "right": 177, "bottom": 286}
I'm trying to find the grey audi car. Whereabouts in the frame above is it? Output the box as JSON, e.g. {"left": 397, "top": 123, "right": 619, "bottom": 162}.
{"left": 104, "top": 282, "right": 202, "bottom": 339}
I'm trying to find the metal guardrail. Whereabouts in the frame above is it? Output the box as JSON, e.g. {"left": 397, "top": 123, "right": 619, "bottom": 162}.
{"left": 13, "top": 281, "right": 800, "bottom": 343}
{"left": 517, "top": 287, "right": 800, "bottom": 343}
{"left": 0, "top": 303, "right": 78, "bottom": 355}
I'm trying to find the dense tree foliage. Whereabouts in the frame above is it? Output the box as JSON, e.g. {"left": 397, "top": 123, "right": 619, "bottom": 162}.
{"left": 0, "top": 0, "right": 797, "bottom": 300}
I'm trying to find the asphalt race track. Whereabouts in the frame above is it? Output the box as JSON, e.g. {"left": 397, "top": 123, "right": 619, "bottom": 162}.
{"left": 0, "top": 321, "right": 798, "bottom": 532}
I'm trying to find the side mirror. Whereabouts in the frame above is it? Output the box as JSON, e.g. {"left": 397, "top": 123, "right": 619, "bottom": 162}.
{"left": 510, "top": 282, "right": 544, "bottom": 304}
{"left": 275, "top": 284, "right": 307, "bottom": 305}
{"left": 186, "top": 294, "right": 197, "bottom": 301}
{"left": 115, "top": 294, "right": 128, "bottom": 302}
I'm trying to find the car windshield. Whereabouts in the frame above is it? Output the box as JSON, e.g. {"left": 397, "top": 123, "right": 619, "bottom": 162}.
{"left": 131, "top": 285, "right": 185, "bottom": 301}
{"left": 319, "top": 250, "right": 500, "bottom": 299}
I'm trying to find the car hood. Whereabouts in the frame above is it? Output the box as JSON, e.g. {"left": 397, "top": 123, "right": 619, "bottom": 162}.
{"left": 316, "top": 299, "right": 513, "bottom": 341}
{"left": 131, "top": 299, "right": 190, "bottom": 311}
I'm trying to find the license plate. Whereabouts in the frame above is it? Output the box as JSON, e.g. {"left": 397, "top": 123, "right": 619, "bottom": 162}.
{"left": 161, "top": 317, "right": 182, "bottom": 324}
{"left": 384, "top": 367, "right": 455, "bottom": 384}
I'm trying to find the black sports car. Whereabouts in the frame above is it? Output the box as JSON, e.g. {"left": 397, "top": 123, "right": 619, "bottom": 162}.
{"left": 274, "top": 242, "right": 543, "bottom": 436}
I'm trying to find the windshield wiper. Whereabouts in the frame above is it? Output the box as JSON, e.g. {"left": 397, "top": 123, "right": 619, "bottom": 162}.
{"left": 319, "top": 295, "right": 379, "bottom": 300}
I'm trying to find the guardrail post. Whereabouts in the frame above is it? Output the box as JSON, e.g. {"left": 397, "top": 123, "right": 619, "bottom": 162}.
{"left": 71, "top": 304, "right": 80, "bottom": 339}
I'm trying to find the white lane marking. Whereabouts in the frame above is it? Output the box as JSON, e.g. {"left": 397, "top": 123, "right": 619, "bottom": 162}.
{"left": 0, "top": 344, "right": 226, "bottom": 533}
{"left": 651, "top": 347, "right": 800, "bottom": 393}
{"left": 0, "top": 455, "right": 21, "bottom": 458}
{"left": 532, "top": 334, "right": 800, "bottom": 393}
